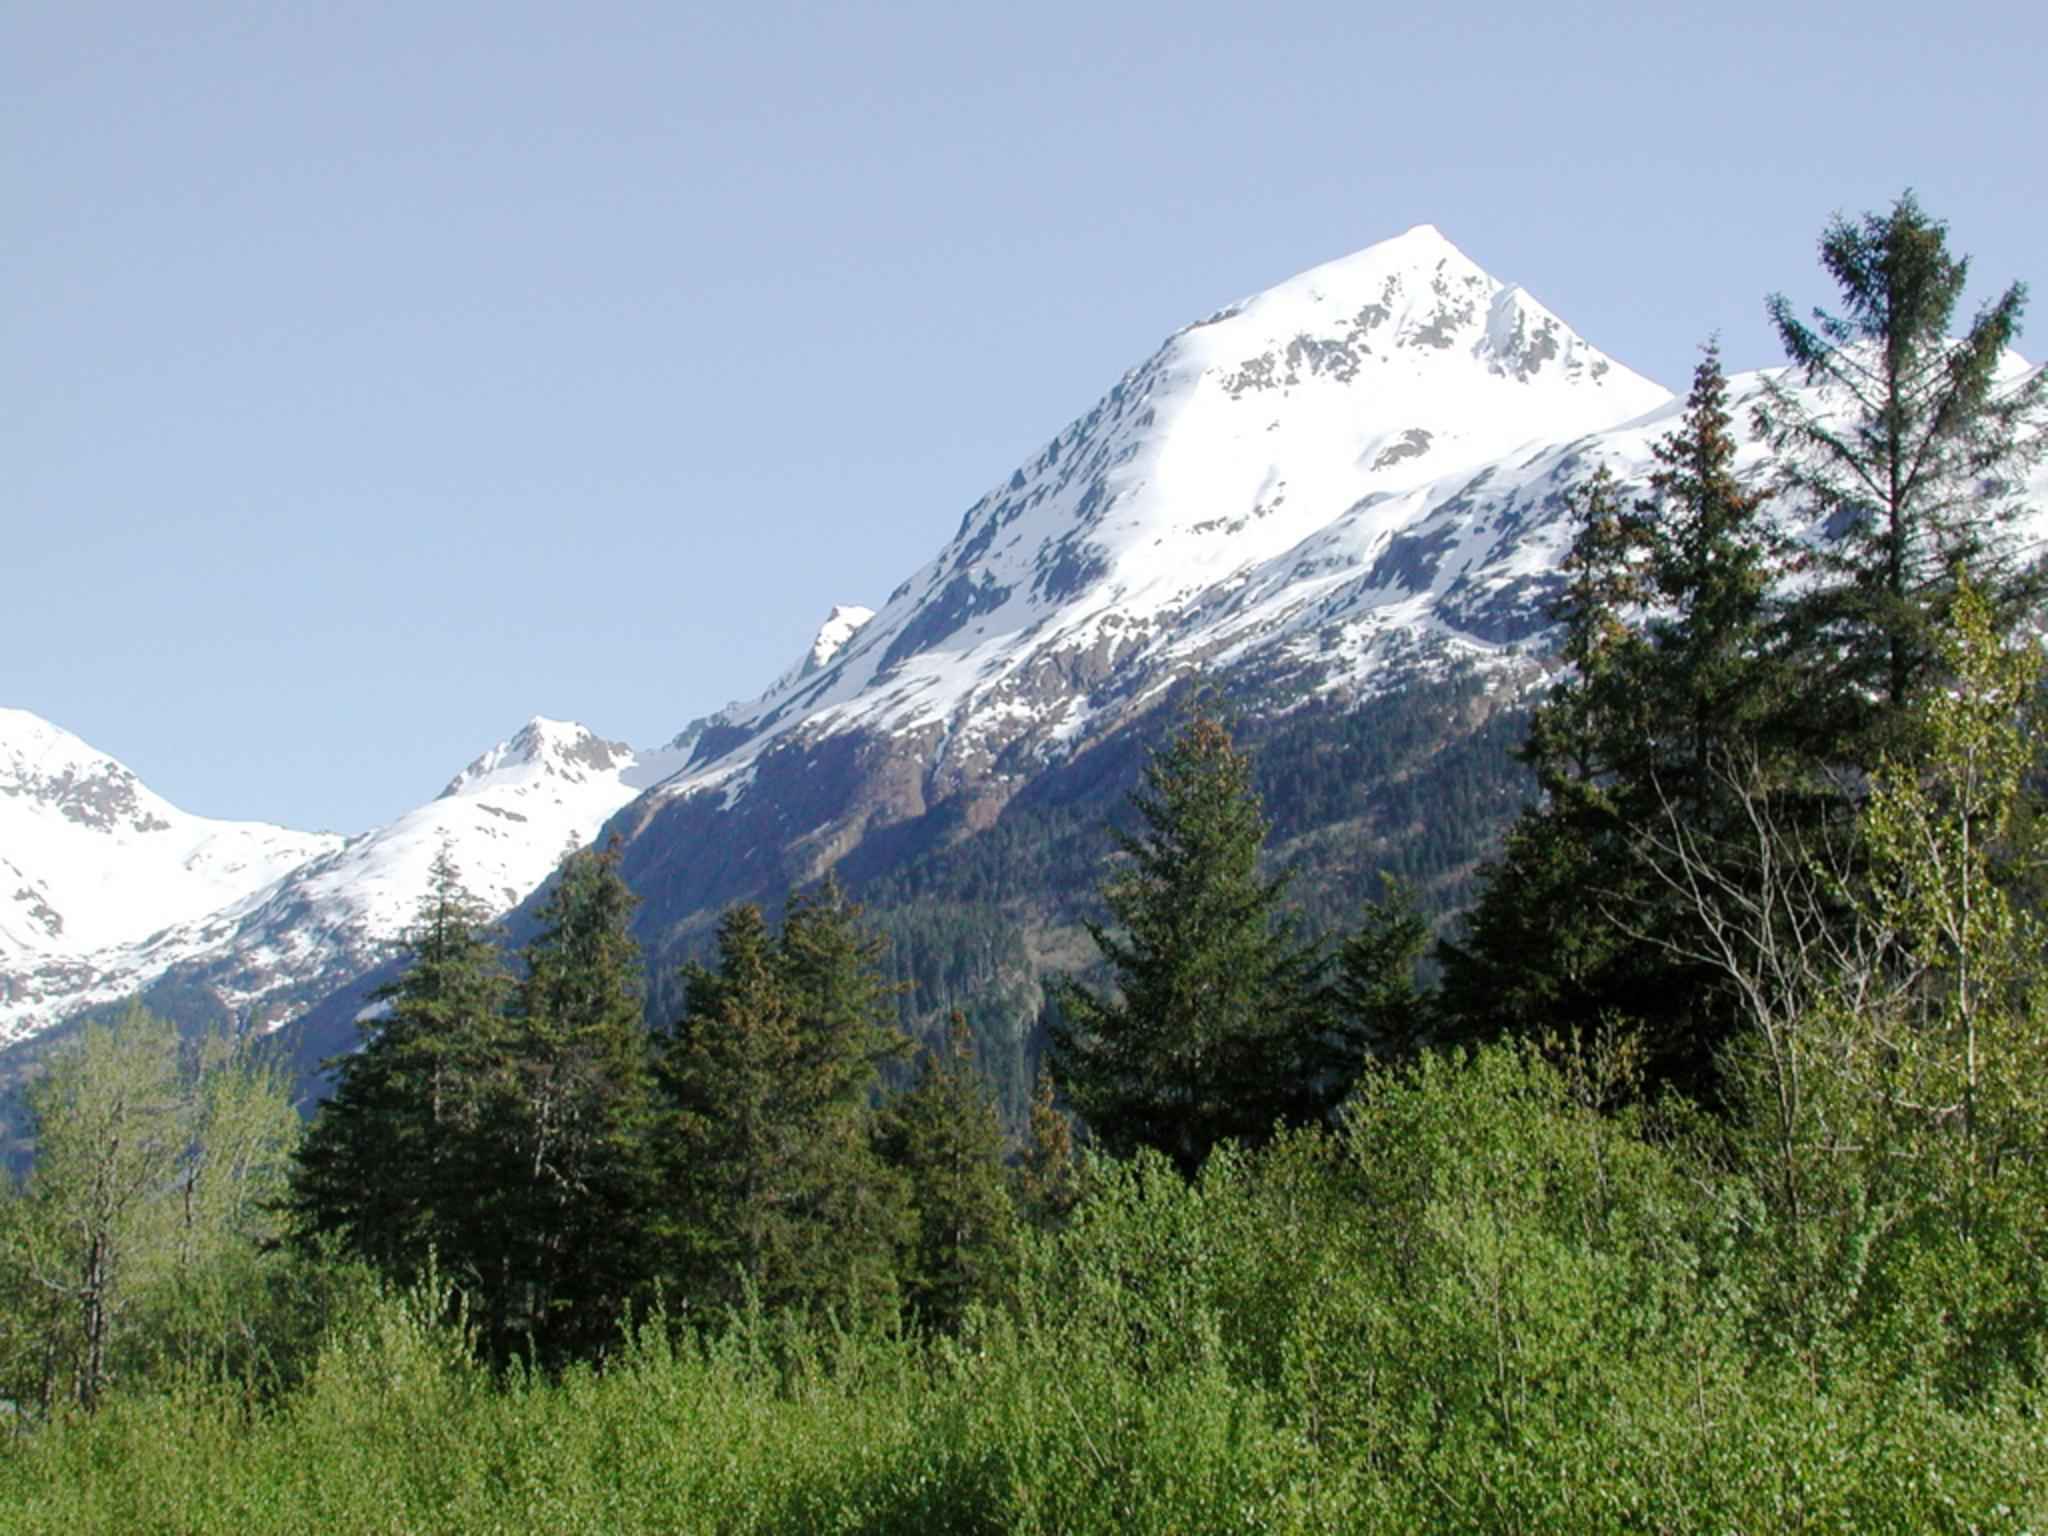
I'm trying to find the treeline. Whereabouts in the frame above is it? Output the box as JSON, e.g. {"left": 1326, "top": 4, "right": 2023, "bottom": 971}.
{"left": 295, "top": 847, "right": 1063, "bottom": 1368}
{"left": 4, "top": 191, "right": 2048, "bottom": 1530}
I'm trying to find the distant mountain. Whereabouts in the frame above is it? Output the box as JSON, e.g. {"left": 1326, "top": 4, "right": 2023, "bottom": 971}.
{"left": 0, "top": 710, "right": 342, "bottom": 1031}
{"left": 0, "top": 713, "right": 689, "bottom": 1045}
{"left": 594, "top": 227, "right": 1685, "bottom": 938}
{"left": 652, "top": 226, "right": 1671, "bottom": 814}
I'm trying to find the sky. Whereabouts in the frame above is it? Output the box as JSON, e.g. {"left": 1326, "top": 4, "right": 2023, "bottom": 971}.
{"left": 7, "top": 0, "right": 2045, "bottom": 835}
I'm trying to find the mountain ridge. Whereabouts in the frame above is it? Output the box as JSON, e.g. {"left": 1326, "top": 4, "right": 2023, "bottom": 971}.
{"left": 7, "top": 224, "right": 2044, "bottom": 1067}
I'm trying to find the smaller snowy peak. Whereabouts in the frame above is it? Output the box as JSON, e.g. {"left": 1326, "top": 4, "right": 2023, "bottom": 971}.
{"left": 751, "top": 605, "right": 881, "bottom": 710}
{"left": 440, "top": 718, "right": 631, "bottom": 799}
{"left": 805, "top": 606, "right": 876, "bottom": 675}
{"left": 0, "top": 708, "right": 343, "bottom": 964}
{"left": 3, "top": 714, "right": 697, "bottom": 1044}
{"left": 0, "top": 707, "right": 171, "bottom": 837}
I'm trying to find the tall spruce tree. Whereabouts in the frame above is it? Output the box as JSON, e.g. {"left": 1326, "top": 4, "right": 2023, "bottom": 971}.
{"left": 659, "top": 903, "right": 803, "bottom": 1313}
{"left": 1758, "top": 191, "right": 2047, "bottom": 759}
{"left": 1328, "top": 877, "right": 1434, "bottom": 1068}
{"left": 1052, "top": 707, "right": 1329, "bottom": 1176}
{"left": 1441, "top": 350, "right": 1794, "bottom": 1095}
{"left": 879, "top": 1015, "right": 1017, "bottom": 1333}
{"left": 492, "top": 840, "right": 655, "bottom": 1361}
{"left": 659, "top": 884, "right": 909, "bottom": 1322}
{"left": 289, "top": 848, "right": 510, "bottom": 1290}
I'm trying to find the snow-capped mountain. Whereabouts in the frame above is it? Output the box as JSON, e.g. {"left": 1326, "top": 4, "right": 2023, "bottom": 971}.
{"left": 11, "top": 224, "right": 2042, "bottom": 1064}
{"left": 0, "top": 714, "right": 690, "bottom": 1044}
{"left": 667, "top": 228, "right": 1669, "bottom": 797}
{"left": 606, "top": 228, "right": 1676, "bottom": 877}
{"left": 591, "top": 225, "right": 2044, "bottom": 950}
{"left": 0, "top": 707, "right": 342, "bottom": 971}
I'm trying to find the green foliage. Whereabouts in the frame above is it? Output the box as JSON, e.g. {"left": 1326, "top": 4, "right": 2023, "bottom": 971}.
{"left": 1052, "top": 708, "right": 1334, "bottom": 1174}
{"left": 877, "top": 1016, "right": 1018, "bottom": 1332}
{"left": 659, "top": 884, "right": 911, "bottom": 1324}
{"left": 1712, "top": 579, "right": 2048, "bottom": 1397}
{"left": 289, "top": 848, "right": 511, "bottom": 1291}
{"left": 1011, "top": 1064, "right": 1081, "bottom": 1229}
{"left": 290, "top": 842, "right": 664, "bottom": 1367}
{"left": 1328, "top": 875, "right": 1433, "bottom": 1065}
{"left": 1452, "top": 195, "right": 2048, "bottom": 1107}
{"left": 11, "top": 1043, "right": 2046, "bottom": 1532}
{"left": 0, "top": 1005, "right": 301, "bottom": 1416}
{"left": 1760, "top": 190, "right": 2048, "bottom": 746}
{"left": 1443, "top": 351, "right": 1798, "bottom": 1098}
{"left": 1858, "top": 579, "right": 2048, "bottom": 1206}
{"left": 492, "top": 840, "right": 659, "bottom": 1362}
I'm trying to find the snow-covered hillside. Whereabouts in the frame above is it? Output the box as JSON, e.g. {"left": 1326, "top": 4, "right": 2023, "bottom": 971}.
{"left": 643, "top": 226, "right": 1677, "bottom": 807}
{"left": 0, "top": 709, "right": 342, "bottom": 963}
{"left": 0, "top": 715, "right": 688, "bottom": 1044}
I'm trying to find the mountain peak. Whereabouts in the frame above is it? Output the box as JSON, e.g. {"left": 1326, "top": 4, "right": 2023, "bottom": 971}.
{"left": 0, "top": 707, "right": 170, "bottom": 837}
{"left": 2, "top": 706, "right": 106, "bottom": 771}
{"left": 808, "top": 606, "right": 876, "bottom": 673}
{"left": 653, "top": 223, "right": 1674, "bottom": 791}
{"left": 1199, "top": 224, "right": 1640, "bottom": 400}
{"left": 1, "top": 712, "right": 340, "bottom": 993}
{"left": 442, "top": 718, "right": 630, "bottom": 799}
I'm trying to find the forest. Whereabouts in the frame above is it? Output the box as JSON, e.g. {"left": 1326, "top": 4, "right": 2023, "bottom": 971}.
{"left": 3, "top": 192, "right": 2048, "bottom": 1532}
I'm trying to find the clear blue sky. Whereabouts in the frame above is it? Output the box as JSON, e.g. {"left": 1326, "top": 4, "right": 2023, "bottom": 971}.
{"left": 7, "top": 0, "right": 2044, "bottom": 834}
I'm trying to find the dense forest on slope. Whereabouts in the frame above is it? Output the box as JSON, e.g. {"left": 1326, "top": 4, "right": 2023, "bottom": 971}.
{"left": 829, "top": 668, "right": 1534, "bottom": 1123}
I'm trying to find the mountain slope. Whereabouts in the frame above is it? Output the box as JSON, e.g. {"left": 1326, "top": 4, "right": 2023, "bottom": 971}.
{"left": 572, "top": 229, "right": 2045, "bottom": 1112}
{"left": 593, "top": 228, "right": 1680, "bottom": 942}
{"left": 0, "top": 715, "right": 688, "bottom": 1043}
{"left": 657, "top": 226, "right": 1670, "bottom": 813}
{"left": 13, "top": 225, "right": 2044, "bottom": 1087}
{"left": 0, "top": 710, "right": 344, "bottom": 1022}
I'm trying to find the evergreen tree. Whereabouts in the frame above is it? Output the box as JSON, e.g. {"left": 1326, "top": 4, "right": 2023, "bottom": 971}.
{"left": 777, "top": 877, "right": 912, "bottom": 1119}
{"left": 492, "top": 840, "right": 655, "bottom": 1361}
{"left": 1441, "top": 351, "right": 1794, "bottom": 1095}
{"left": 661, "top": 903, "right": 804, "bottom": 1314}
{"left": 659, "top": 885, "right": 909, "bottom": 1322}
{"left": 1012, "top": 1063, "right": 1081, "bottom": 1229}
{"left": 879, "top": 1016, "right": 1017, "bottom": 1332}
{"left": 1758, "top": 191, "right": 2048, "bottom": 757}
{"left": 1328, "top": 877, "right": 1434, "bottom": 1068}
{"left": 1052, "top": 707, "right": 1330, "bottom": 1176}
{"left": 289, "top": 849, "right": 509, "bottom": 1290}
